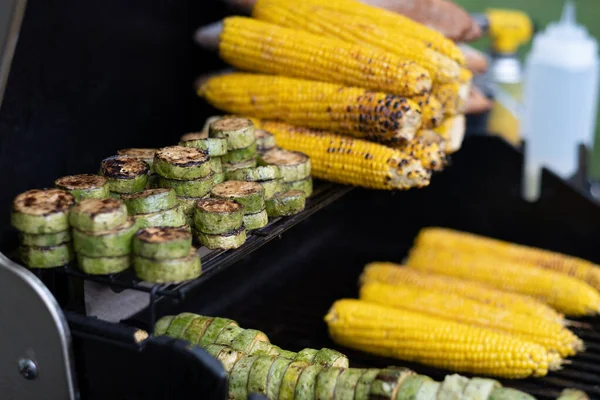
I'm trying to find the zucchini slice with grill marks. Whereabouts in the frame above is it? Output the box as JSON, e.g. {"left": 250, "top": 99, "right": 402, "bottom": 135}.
{"left": 100, "top": 155, "right": 149, "bottom": 194}
{"left": 133, "top": 206, "right": 186, "bottom": 229}
{"left": 230, "top": 355, "right": 259, "bottom": 400}
{"left": 221, "top": 142, "right": 257, "bottom": 164}
{"left": 279, "top": 361, "right": 310, "bottom": 400}
{"left": 55, "top": 174, "right": 109, "bottom": 200}
{"left": 354, "top": 369, "right": 380, "bottom": 400}
{"left": 265, "top": 190, "right": 306, "bottom": 217}
{"left": 333, "top": 368, "right": 364, "bottom": 400}
{"left": 266, "top": 358, "right": 293, "bottom": 400}
{"left": 200, "top": 318, "right": 238, "bottom": 345}
{"left": 12, "top": 189, "right": 75, "bottom": 234}
{"left": 20, "top": 230, "right": 71, "bottom": 247}
{"left": 243, "top": 209, "right": 268, "bottom": 231}
{"left": 194, "top": 198, "right": 244, "bottom": 235}
{"left": 77, "top": 253, "right": 130, "bottom": 275}
{"left": 211, "top": 181, "right": 265, "bottom": 214}
{"left": 116, "top": 148, "right": 157, "bottom": 170}
{"left": 225, "top": 166, "right": 281, "bottom": 182}
{"left": 209, "top": 117, "right": 256, "bottom": 150}
{"left": 223, "top": 159, "right": 257, "bottom": 172}
{"left": 73, "top": 217, "right": 138, "bottom": 257}
{"left": 179, "top": 138, "right": 228, "bottom": 157}
{"left": 248, "top": 356, "right": 278, "bottom": 396}
{"left": 316, "top": 367, "right": 344, "bottom": 400}
{"left": 295, "top": 364, "right": 323, "bottom": 400}
{"left": 69, "top": 198, "right": 128, "bottom": 233}
{"left": 133, "top": 247, "right": 201, "bottom": 283}
{"left": 285, "top": 177, "right": 313, "bottom": 198}
{"left": 153, "top": 146, "right": 211, "bottom": 180}
{"left": 260, "top": 179, "right": 284, "bottom": 200}
{"left": 20, "top": 244, "right": 73, "bottom": 268}
{"left": 122, "top": 188, "right": 176, "bottom": 215}
{"left": 195, "top": 226, "right": 247, "bottom": 250}
{"left": 157, "top": 173, "right": 214, "bottom": 197}
{"left": 369, "top": 368, "right": 414, "bottom": 400}
{"left": 255, "top": 129, "right": 276, "bottom": 152}
{"left": 258, "top": 148, "right": 311, "bottom": 182}
{"left": 133, "top": 226, "right": 192, "bottom": 259}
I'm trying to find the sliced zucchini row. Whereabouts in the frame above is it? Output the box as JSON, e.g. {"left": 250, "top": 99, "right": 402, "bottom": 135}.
{"left": 133, "top": 206, "right": 186, "bottom": 229}
{"left": 100, "top": 155, "right": 149, "bottom": 194}
{"left": 195, "top": 226, "right": 247, "bottom": 250}
{"left": 285, "top": 177, "right": 313, "bottom": 198}
{"left": 209, "top": 117, "right": 256, "bottom": 150}
{"left": 211, "top": 181, "right": 265, "bottom": 214}
{"left": 122, "top": 188, "right": 176, "bottom": 215}
{"left": 279, "top": 361, "right": 310, "bottom": 400}
{"left": 221, "top": 142, "right": 257, "bottom": 164}
{"left": 72, "top": 217, "right": 138, "bottom": 257}
{"left": 223, "top": 159, "right": 258, "bottom": 172}
{"left": 157, "top": 173, "right": 214, "bottom": 197}
{"left": 265, "top": 191, "right": 306, "bottom": 218}
{"left": 20, "top": 243, "right": 73, "bottom": 268}
{"left": 225, "top": 166, "right": 281, "bottom": 182}
{"left": 295, "top": 364, "right": 323, "bottom": 400}
{"left": 258, "top": 149, "right": 311, "bottom": 182}
{"left": 55, "top": 174, "right": 109, "bottom": 201}
{"left": 133, "top": 226, "right": 192, "bottom": 260}
{"left": 248, "top": 356, "right": 278, "bottom": 396}
{"left": 77, "top": 254, "right": 130, "bottom": 275}
{"left": 260, "top": 179, "right": 284, "bottom": 200}
{"left": 20, "top": 230, "right": 71, "bottom": 247}
{"left": 133, "top": 247, "right": 201, "bottom": 283}
{"left": 179, "top": 138, "right": 228, "bottom": 157}
{"left": 116, "top": 148, "right": 157, "bottom": 170}
{"left": 194, "top": 198, "right": 244, "bottom": 235}
{"left": 243, "top": 209, "right": 268, "bottom": 231}
{"left": 69, "top": 198, "right": 128, "bottom": 233}
{"left": 255, "top": 129, "right": 276, "bottom": 152}
{"left": 153, "top": 146, "right": 211, "bottom": 180}
{"left": 11, "top": 189, "right": 75, "bottom": 234}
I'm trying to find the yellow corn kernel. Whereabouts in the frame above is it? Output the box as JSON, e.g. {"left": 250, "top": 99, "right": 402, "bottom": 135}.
{"left": 252, "top": 0, "right": 460, "bottom": 84}
{"left": 198, "top": 73, "right": 422, "bottom": 142}
{"left": 433, "top": 82, "right": 465, "bottom": 116}
{"left": 219, "top": 17, "right": 431, "bottom": 97}
{"left": 388, "top": 138, "right": 447, "bottom": 172}
{"left": 360, "top": 281, "right": 581, "bottom": 357}
{"left": 435, "top": 115, "right": 465, "bottom": 154}
{"left": 261, "top": 121, "right": 430, "bottom": 190}
{"left": 407, "top": 245, "right": 600, "bottom": 316}
{"left": 325, "top": 299, "right": 553, "bottom": 379}
{"left": 417, "top": 227, "right": 600, "bottom": 293}
{"left": 361, "top": 262, "right": 564, "bottom": 324}
{"left": 410, "top": 94, "right": 443, "bottom": 129}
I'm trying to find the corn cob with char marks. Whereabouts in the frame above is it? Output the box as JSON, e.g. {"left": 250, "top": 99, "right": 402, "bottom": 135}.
{"left": 433, "top": 81, "right": 466, "bottom": 116}
{"left": 219, "top": 17, "right": 432, "bottom": 97}
{"left": 410, "top": 94, "right": 443, "bottom": 129}
{"left": 252, "top": 0, "right": 460, "bottom": 84}
{"left": 417, "top": 227, "right": 600, "bottom": 293}
{"left": 261, "top": 121, "right": 430, "bottom": 190}
{"left": 389, "top": 138, "right": 447, "bottom": 172}
{"left": 435, "top": 115, "right": 466, "bottom": 154}
{"left": 198, "top": 73, "right": 422, "bottom": 142}
{"left": 361, "top": 262, "right": 564, "bottom": 324}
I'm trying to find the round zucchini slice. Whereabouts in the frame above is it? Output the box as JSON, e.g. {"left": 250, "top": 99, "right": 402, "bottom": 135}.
{"left": 314, "top": 348, "right": 349, "bottom": 368}
{"left": 194, "top": 198, "right": 244, "bottom": 235}
{"left": 20, "top": 244, "right": 73, "bottom": 268}
{"left": 133, "top": 206, "right": 186, "bottom": 229}
{"left": 200, "top": 318, "right": 238, "bottom": 345}
{"left": 221, "top": 142, "right": 257, "bottom": 164}
{"left": 211, "top": 181, "right": 265, "bottom": 214}
{"left": 266, "top": 358, "right": 293, "bottom": 400}
{"left": 258, "top": 149, "right": 311, "bottom": 182}
{"left": 315, "top": 368, "right": 344, "bottom": 400}
{"left": 279, "top": 361, "right": 310, "bottom": 400}
{"left": 69, "top": 198, "right": 128, "bottom": 232}
{"left": 100, "top": 155, "right": 149, "bottom": 194}
{"left": 209, "top": 117, "right": 256, "bottom": 150}
{"left": 243, "top": 209, "right": 268, "bottom": 231}
{"left": 134, "top": 247, "right": 201, "bottom": 283}
{"left": 223, "top": 159, "right": 258, "bottom": 172}
{"left": 73, "top": 217, "right": 138, "bottom": 257}
{"left": 279, "top": 350, "right": 297, "bottom": 360}
{"left": 230, "top": 329, "right": 269, "bottom": 353}
{"left": 157, "top": 173, "right": 214, "bottom": 197}
{"left": 294, "top": 348, "right": 318, "bottom": 364}
{"left": 122, "top": 188, "right": 176, "bottom": 214}
{"left": 165, "top": 313, "right": 199, "bottom": 337}
{"left": 153, "top": 146, "right": 211, "bottom": 180}
{"left": 133, "top": 226, "right": 192, "bottom": 259}
{"left": 182, "top": 316, "right": 214, "bottom": 344}
{"left": 255, "top": 129, "right": 276, "bottom": 152}
{"left": 225, "top": 166, "right": 281, "bottom": 182}
{"left": 248, "top": 356, "right": 278, "bottom": 396}
{"left": 77, "top": 254, "right": 130, "bottom": 275}
{"left": 181, "top": 132, "right": 208, "bottom": 141}
{"left": 210, "top": 156, "right": 223, "bottom": 173}
{"left": 260, "top": 179, "right": 284, "bottom": 200}
{"left": 265, "top": 191, "right": 306, "bottom": 217}
{"left": 284, "top": 177, "right": 313, "bottom": 198}
{"left": 20, "top": 230, "right": 71, "bottom": 247}
{"left": 230, "top": 355, "right": 259, "bottom": 400}
{"left": 195, "top": 226, "right": 247, "bottom": 250}
{"left": 179, "top": 138, "right": 228, "bottom": 157}
{"left": 55, "top": 174, "right": 109, "bottom": 201}
{"left": 333, "top": 368, "right": 364, "bottom": 400}
{"left": 11, "top": 189, "right": 75, "bottom": 234}
{"left": 214, "top": 325, "right": 244, "bottom": 346}
{"left": 116, "top": 148, "right": 157, "bottom": 170}
{"left": 295, "top": 364, "right": 323, "bottom": 400}
{"left": 354, "top": 369, "right": 380, "bottom": 400}
{"left": 213, "top": 172, "right": 226, "bottom": 185}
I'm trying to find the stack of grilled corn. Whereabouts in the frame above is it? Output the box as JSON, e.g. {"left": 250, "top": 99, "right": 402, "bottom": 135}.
{"left": 196, "top": 0, "right": 471, "bottom": 191}
{"left": 325, "top": 227, "right": 600, "bottom": 379}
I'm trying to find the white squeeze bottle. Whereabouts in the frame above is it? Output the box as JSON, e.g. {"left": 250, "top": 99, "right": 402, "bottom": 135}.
{"left": 522, "top": 1, "right": 599, "bottom": 202}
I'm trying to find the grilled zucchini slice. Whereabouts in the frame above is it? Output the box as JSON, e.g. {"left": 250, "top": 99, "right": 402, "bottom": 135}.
{"left": 116, "top": 148, "right": 157, "bottom": 171}
{"left": 154, "top": 146, "right": 211, "bottom": 180}
{"left": 225, "top": 166, "right": 281, "bottom": 182}
{"left": 266, "top": 358, "right": 293, "bottom": 400}
{"left": 77, "top": 254, "right": 130, "bottom": 275}
{"left": 133, "top": 206, "right": 186, "bottom": 229}
{"left": 73, "top": 217, "right": 138, "bottom": 257}
{"left": 265, "top": 191, "right": 306, "bottom": 217}
{"left": 221, "top": 142, "right": 258, "bottom": 164}
{"left": 285, "top": 177, "right": 313, "bottom": 198}
{"left": 258, "top": 149, "right": 311, "bottom": 182}
{"left": 248, "top": 356, "right": 278, "bottom": 396}
{"left": 157, "top": 173, "right": 214, "bottom": 197}
{"left": 229, "top": 355, "right": 259, "bottom": 400}
{"left": 354, "top": 369, "right": 380, "bottom": 400}
{"left": 122, "top": 188, "right": 176, "bottom": 215}
{"left": 333, "top": 368, "right": 364, "bottom": 400}
{"left": 315, "top": 367, "right": 344, "bottom": 400}
{"left": 100, "top": 155, "right": 149, "bottom": 194}
{"left": 55, "top": 174, "right": 109, "bottom": 200}
{"left": 69, "top": 198, "right": 128, "bottom": 232}
{"left": 223, "top": 159, "right": 257, "bottom": 172}
{"left": 179, "top": 138, "right": 228, "bottom": 157}
{"left": 295, "top": 364, "right": 323, "bottom": 400}
{"left": 195, "top": 226, "right": 247, "bottom": 250}
{"left": 255, "top": 129, "right": 276, "bottom": 152}
{"left": 279, "top": 361, "right": 310, "bottom": 400}
{"left": 133, "top": 226, "right": 192, "bottom": 259}
{"left": 243, "top": 209, "right": 268, "bottom": 231}
{"left": 20, "top": 244, "right": 73, "bottom": 268}
{"left": 209, "top": 117, "right": 256, "bottom": 150}
{"left": 194, "top": 198, "right": 244, "bottom": 235}
{"left": 211, "top": 181, "right": 265, "bottom": 214}
{"left": 133, "top": 247, "right": 201, "bottom": 283}
{"left": 20, "top": 230, "right": 71, "bottom": 247}
{"left": 12, "top": 189, "right": 75, "bottom": 234}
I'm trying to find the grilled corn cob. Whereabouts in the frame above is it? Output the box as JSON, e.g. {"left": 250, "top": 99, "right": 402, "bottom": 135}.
{"left": 252, "top": 0, "right": 460, "bottom": 83}
{"left": 199, "top": 73, "right": 422, "bottom": 142}
{"left": 435, "top": 115, "right": 466, "bottom": 154}
{"left": 262, "top": 121, "right": 430, "bottom": 190}
{"left": 360, "top": 281, "right": 581, "bottom": 356}
{"left": 417, "top": 227, "right": 600, "bottom": 293}
{"left": 433, "top": 82, "right": 466, "bottom": 116}
{"left": 389, "top": 138, "right": 447, "bottom": 172}
{"left": 407, "top": 245, "right": 600, "bottom": 316}
{"left": 361, "top": 262, "right": 564, "bottom": 324}
{"left": 410, "top": 94, "right": 443, "bottom": 129}
{"left": 219, "top": 17, "right": 432, "bottom": 97}
{"left": 325, "top": 299, "right": 553, "bottom": 378}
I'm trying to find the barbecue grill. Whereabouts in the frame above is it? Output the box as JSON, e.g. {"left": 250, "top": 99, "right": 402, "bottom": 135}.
{"left": 2, "top": 2, "right": 600, "bottom": 399}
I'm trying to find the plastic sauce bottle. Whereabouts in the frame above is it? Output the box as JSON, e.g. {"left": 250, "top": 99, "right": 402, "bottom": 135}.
{"left": 522, "top": 1, "right": 599, "bottom": 202}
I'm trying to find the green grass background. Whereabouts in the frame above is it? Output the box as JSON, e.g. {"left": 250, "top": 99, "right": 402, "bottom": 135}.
{"left": 454, "top": 0, "right": 600, "bottom": 178}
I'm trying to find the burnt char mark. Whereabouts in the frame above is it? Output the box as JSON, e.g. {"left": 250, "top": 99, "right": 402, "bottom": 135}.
{"left": 16, "top": 189, "right": 75, "bottom": 214}
{"left": 86, "top": 198, "right": 123, "bottom": 218}
{"left": 101, "top": 156, "right": 149, "bottom": 179}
